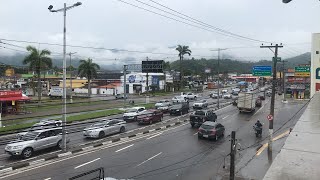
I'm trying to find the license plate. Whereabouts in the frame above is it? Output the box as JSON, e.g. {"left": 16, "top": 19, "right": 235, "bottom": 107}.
{"left": 203, "top": 135, "right": 208, "bottom": 138}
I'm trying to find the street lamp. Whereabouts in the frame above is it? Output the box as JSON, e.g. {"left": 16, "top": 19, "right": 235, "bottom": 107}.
{"left": 282, "top": 0, "right": 293, "bottom": 3}
{"left": 69, "top": 52, "right": 77, "bottom": 103}
{"left": 48, "top": 2, "right": 82, "bottom": 152}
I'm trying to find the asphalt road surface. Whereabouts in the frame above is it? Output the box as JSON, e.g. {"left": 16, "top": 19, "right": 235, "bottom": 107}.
{"left": 0, "top": 92, "right": 308, "bottom": 180}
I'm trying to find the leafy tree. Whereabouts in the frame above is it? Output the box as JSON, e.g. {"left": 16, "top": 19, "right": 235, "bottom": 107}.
{"left": 23, "top": 46, "right": 52, "bottom": 101}
{"left": 176, "top": 45, "right": 191, "bottom": 87}
{"left": 78, "top": 58, "right": 100, "bottom": 96}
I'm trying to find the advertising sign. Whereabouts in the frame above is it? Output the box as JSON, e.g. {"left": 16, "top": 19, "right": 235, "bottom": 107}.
{"left": 152, "top": 76, "right": 159, "bottom": 86}
{"left": 0, "top": 91, "right": 22, "bottom": 98}
{"left": 295, "top": 66, "right": 310, "bottom": 73}
{"left": 316, "top": 68, "right": 320, "bottom": 80}
{"left": 128, "top": 75, "right": 136, "bottom": 83}
{"left": 294, "top": 72, "right": 310, "bottom": 77}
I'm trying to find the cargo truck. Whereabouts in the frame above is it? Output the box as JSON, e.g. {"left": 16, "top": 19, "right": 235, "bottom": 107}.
{"left": 237, "top": 92, "right": 256, "bottom": 113}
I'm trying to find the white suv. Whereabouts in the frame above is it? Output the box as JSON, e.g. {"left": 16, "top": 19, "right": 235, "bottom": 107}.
{"left": 5, "top": 127, "right": 66, "bottom": 158}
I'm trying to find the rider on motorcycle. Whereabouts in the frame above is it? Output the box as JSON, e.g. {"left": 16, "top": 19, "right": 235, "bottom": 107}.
{"left": 255, "top": 120, "right": 263, "bottom": 128}
{"left": 254, "top": 120, "right": 263, "bottom": 136}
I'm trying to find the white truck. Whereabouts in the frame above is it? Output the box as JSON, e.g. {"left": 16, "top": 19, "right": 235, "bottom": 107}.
{"left": 237, "top": 92, "right": 256, "bottom": 113}
{"left": 48, "top": 86, "right": 72, "bottom": 98}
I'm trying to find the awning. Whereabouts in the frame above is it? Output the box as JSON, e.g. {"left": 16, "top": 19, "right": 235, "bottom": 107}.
{"left": 0, "top": 96, "right": 31, "bottom": 102}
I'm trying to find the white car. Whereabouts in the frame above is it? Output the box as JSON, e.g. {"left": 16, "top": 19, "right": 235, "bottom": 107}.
{"left": 123, "top": 107, "right": 147, "bottom": 121}
{"left": 193, "top": 100, "right": 208, "bottom": 109}
{"left": 181, "top": 92, "right": 199, "bottom": 100}
{"left": 155, "top": 100, "right": 172, "bottom": 109}
{"left": 223, "top": 93, "right": 232, "bottom": 99}
{"left": 172, "top": 96, "right": 188, "bottom": 103}
{"left": 17, "top": 120, "right": 62, "bottom": 138}
{"left": 83, "top": 120, "right": 126, "bottom": 139}
{"left": 221, "top": 89, "right": 228, "bottom": 94}
{"left": 5, "top": 127, "right": 65, "bottom": 158}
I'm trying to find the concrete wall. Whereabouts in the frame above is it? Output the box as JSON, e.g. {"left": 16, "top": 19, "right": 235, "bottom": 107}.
{"left": 311, "top": 33, "right": 320, "bottom": 96}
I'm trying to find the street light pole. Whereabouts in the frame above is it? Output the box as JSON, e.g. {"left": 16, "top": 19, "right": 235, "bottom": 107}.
{"left": 48, "top": 2, "right": 82, "bottom": 152}
{"left": 69, "top": 52, "right": 77, "bottom": 103}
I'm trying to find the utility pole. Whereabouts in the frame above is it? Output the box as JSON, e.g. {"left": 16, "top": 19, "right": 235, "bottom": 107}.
{"left": 146, "top": 57, "right": 149, "bottom": 95}
{"left": 123, "top": 65, "right": 127, "bottom": 107}
{"left": 230, "top": 131, "right": 236, "bottom": 180}
{"left": 211, "top": 48, "right": 227, "bottom": 109}
{"left": 68, "top": 52, "right": 76, "bottom": 103}
{"left": 282, "top": 60, "right": 288, "bottom": 103}
{"left": 260, "top": 43, "right": 283, "bottom": 161}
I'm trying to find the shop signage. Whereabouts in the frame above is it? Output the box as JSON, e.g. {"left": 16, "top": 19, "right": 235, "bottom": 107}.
{"left": 0, "top": 91, "right": 22, "bottom": 98}
{"left": 295, "top": 67, "right": 310, "bottom": 72}
{"left": 289, "top": 84, "right": 305, "bottom": 90}
{"left": 287, "top": 77, "right": 305, "bottom": 83}
{"left": 128, "top": 75, "right": 136, "bottom": 83}
{"left": 294, "top": 72, "right": 310, "bottom": 77}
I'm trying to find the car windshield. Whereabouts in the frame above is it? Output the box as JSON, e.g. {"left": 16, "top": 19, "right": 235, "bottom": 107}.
{"left": 195, "top": 111, "right": 205, "bottom": 116}
{"left": 158, "top": 100, "right": 166, "bottom": 103}
{"left": 201, "top": 124, "right": 214, "bottom": 130}
{"left": 91, "top": 123, "right": 106, "bottom": 127}
{"left": 21, "top": 131, "right": 39, "bottom": 141}
{"left": 126, "top": 109, "right": 138, "bottom": 113}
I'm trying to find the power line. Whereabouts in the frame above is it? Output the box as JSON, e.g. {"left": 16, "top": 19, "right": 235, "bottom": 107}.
{"left": 146, "top": 0, "right": 271, "bottom": 43}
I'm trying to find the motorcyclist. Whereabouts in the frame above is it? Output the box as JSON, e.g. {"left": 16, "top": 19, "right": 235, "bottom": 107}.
{"left": 255, "top": 120, "right": 263, "bottom": 128}
{"left": 254, "top": 120, "right": 263, "bottom": 136}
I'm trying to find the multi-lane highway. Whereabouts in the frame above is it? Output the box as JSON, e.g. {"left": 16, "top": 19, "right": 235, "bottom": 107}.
{"left": 0, "top": 89, "right": 308, "bottom": 180}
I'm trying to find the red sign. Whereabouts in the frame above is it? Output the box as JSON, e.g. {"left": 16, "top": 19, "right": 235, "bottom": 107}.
{"left": 267, "top": 114, "right": 273, "bottom": 121}
{"left": 0, "top": 91, "right": 22, "bottom": 98}
{"left": 287, "top": 77, "right": 305, "bottom": 83}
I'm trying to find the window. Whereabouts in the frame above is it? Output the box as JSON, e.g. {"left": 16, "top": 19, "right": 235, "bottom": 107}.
{"left": 38, "top": 131, "right": 49, "bottom": 139}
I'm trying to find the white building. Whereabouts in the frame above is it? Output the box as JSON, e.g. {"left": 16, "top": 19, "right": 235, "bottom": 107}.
{"left": 311, "top": 33, "right": 320, "bottom": 96}
{"left": 117, "top": 72, "right": 168, "bottom": 94}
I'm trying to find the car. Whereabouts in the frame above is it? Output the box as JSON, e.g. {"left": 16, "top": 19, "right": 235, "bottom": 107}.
{"left": 232, "top": 91, "right": 239, "bottom": 96}
{"left": 197, "top": 121, "right": 225, "bottom": 141}
{"left": 123, "top": 107, "right": 147, "bottom": 122}
{"left": 223, "top": 93, "right": 232, "bottom": 99}
{"left": 209, "top": 91, "right": 217, "bottom": 98}
{"left": 137, "top": 109, "right": 163, "bottom": 125}
{"left": 172, "top": 96, "right": 188, "bottom": 103}
{"left": 115, "top": 94, "right": 127, "bottom": 99}
{"left": 181, "top": 92, "right": 198, "bottom": 100}
{"left": 259, "top": 87, "right": 266, "bottom": 92}
{"left": 278, "top": 91, "right": 283, "bottom": 95}
{"left": 256, "top": 98, "right": 262, "bottom": 107}
{"left": 266, "top": 90, "right": 272, "bottom": 97}
{"left": 232, "top": 99, "right": 238, "bottom": 106}
{"left": 169, "top": 102, "right": 189, "bottom": 116}
{"left": 190, "top": 110, "right": 217, "bottom": 127}
{"left": 221, "top": 89, "right": 228, "bottom": 94}
{"left": 17, "top": 120, "right": 62, "bottom": 138}
{"left": 155, "top": 100, "right": 172, "bottom": 109}
{"left": 259, "top": 95, "right": 265, "bottom": 100}
{"left": 5, "top": 127, "right": 66, "bottom": 158}
{"left": 83, "top": 120, "right": 126, "bottom": 139}
{"left": 192, "top": 100, "right": 208, "bottom": 110}
{"left": 232, "top": 87, "right": 241, "bottom": 93}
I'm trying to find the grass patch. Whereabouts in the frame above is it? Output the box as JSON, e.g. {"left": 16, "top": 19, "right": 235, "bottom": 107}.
{"left": 66, "top": 109, "right": 124, "bottom": 123}
{"left": 0, "top": 122, "right": 36, "bottom": 134}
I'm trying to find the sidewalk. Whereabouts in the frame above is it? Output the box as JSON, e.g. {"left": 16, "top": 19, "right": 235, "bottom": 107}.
{"left": 263, "top": 93, "right": 320, "bottom": 180}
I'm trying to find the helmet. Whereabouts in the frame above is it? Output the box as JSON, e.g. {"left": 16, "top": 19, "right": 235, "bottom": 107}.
{"left": 257, "top": 120, "right": 260, "bottom": 123}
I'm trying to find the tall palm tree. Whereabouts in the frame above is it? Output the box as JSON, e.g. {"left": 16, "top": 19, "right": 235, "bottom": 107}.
{"left": 23, "top": 45, "right": 52, "bottom": 101}
{"left": 176, "top": 45, "right": 191, "bottom": 89}
{"left": 78, "top": 58, "right": 100, "bottom": 97}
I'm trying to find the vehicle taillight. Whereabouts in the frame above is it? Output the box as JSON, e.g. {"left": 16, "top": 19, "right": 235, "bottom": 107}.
{"left": 211, "top": 129, "right": 216, "bottom": 135}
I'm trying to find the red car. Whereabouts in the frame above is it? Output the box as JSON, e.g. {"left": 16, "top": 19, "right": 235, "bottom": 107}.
{"left": 137, "top": 109, "right": 163, "bottom": 125}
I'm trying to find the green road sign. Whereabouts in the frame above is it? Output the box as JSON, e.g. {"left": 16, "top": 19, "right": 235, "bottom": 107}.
{"left": 253, "top": 71, "right": 272, "bottom": 76}
{"left": 273, "top": 57, "right": 281, "bottom": 62}
{"left": 295, "top": 66, "right": 310, "bottom": 73}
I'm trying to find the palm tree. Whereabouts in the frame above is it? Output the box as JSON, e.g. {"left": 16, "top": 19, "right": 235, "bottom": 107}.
{"left": 176, "top": 45, "right": 191, "bottom": 89}
{"left": 23, "top": 45, "right": 52, "bottom": 101}
{"left": 78, "top": 58, "right": 100, "bottom": 97}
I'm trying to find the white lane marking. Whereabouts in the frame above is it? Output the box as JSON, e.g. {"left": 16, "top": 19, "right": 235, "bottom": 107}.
{"left": 222, "top": 115, "right": 229, "bottom": 119}
{"left": 0, "top": 123, "right": 190, "bottom": 179}
{"left": 146, "top": 133, "right": 162, "bottom": 140}
{"left": 44, "top": 178, "right": 51, "bottom": 180}
{"left": 74, "top": 158, "right": 101, "bottom": 169}
{"left": 193, "top": 132, "right": 198, "bottom": 136}
{"left": 253, "top": 99, "right": 270, "bottom": 116}
{"left": 136, "top": 152, "right": 162, "bottom": 167}
{"left": 115, "top": 144, "right": 134, "bottom": 153}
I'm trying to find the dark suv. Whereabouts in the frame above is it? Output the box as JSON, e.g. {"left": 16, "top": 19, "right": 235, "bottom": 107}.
{"left": 169, "top": 102, "right": 189, "bottom": 115}
{"left": 190, "top": 110, "right": 217, "bottom": 127}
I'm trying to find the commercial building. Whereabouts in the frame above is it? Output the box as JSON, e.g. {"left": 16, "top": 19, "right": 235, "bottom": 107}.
{"left": 311, "top": 33, "right": 320, "bottom": 96}
{"left": 285, "top": 67, "right": 310, "bottom": 99}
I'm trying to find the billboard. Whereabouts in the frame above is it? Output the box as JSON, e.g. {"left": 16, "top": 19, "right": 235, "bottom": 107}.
{"left": 142, "top": 60, "right": 164, "bottom": 73}
{"left": 252, "top": 66, "right": 272, "bottom": 76}
{"left": 152, "top": 76, "right": 159, "bottom": 86}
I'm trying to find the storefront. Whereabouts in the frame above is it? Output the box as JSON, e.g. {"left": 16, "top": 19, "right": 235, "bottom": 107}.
{"left": 0, "top": 90, "right": 31, "bottom": 115}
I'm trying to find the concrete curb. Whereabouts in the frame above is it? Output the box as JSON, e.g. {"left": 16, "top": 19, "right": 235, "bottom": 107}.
{"left": 0, "top": 118, "right": 188, "bottom": 173}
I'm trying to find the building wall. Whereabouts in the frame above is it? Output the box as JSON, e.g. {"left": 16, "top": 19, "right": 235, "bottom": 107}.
{"left": 311, "top": 33, "right": 320, "bottom": 96}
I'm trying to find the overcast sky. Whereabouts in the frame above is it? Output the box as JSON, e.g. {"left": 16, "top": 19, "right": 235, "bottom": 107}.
{"left": 0, "top": 0, "right": 318, "bottom": 67}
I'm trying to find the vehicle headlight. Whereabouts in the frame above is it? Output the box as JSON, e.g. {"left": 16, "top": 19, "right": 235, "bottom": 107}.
{"left": 12, "top": 145, "right": 23, "bottom": 150}
{"left": 176, "top": 109, "right": 180, "bottom": 111}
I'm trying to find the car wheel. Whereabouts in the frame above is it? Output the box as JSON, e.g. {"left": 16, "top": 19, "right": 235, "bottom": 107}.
{"left": 134, "top": 117, "right": 138, "bottom": 121}
{"left": 215, "top": 135, "right": 218, "bottom": 141}
{"left": 120, "top": 126, "right": 125, "bottom": 133}
{"left": 99, "top": 131, "right": 105, "bottom": 138}
{"left": 57, "top": 140, "right": 62, "bottom": 149}
{"left": 180, "top": 111, "right": 183, "bottom": 116}
{"left": 191, "top": 123, "right": 195, "bottom": 128}
{"left": 22, "top": 147, "right": 33, "bottom": 159}
{"left": 149, "top": 120, "right": 153, "bottom": 125}
{"left": 160, "top": 116, "right": 163, "bottom": 122}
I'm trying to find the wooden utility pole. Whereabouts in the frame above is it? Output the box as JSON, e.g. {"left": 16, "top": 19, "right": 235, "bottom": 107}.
{"left": 260, "top": 43, "right": 283, "bottom": 161}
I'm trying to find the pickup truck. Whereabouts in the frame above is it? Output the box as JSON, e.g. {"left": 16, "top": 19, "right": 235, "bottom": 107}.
{"left": 180, "top": 92, "right": 199, "bottom": 100}
{"left": 190, "top": 110, "right": 217, "bottom": 127}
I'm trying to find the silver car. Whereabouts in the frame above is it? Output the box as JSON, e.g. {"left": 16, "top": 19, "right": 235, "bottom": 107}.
{"left": 83, "top": 120, "right": 126, "bottom": 139}
{"left": 5, "top": 127, "right": 64, "bottom": 158}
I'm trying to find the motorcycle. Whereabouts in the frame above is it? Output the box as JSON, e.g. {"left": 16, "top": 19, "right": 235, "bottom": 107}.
{"left": 253, "top": 125, "right": 262, "bottom": 137}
